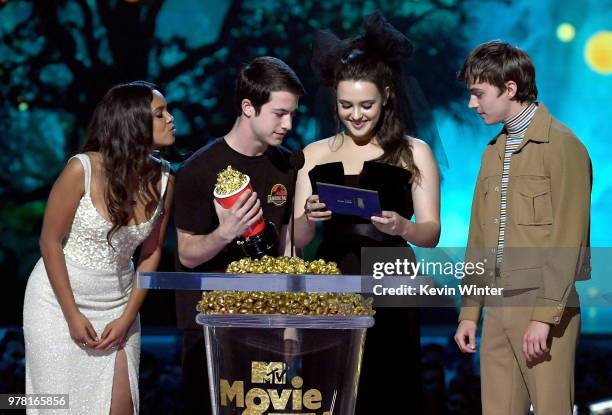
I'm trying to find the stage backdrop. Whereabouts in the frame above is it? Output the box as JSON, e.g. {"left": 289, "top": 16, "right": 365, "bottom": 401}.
{"left": 1, "top": 0, "right": 610, "bottom": 331}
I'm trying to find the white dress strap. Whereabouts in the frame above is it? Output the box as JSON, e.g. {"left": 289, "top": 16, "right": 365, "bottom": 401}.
{"left": 159, "top": 160, "right": 171, "bottom": 199}
{"left": 69, "top": 154, "right": 92, "bottom": 194}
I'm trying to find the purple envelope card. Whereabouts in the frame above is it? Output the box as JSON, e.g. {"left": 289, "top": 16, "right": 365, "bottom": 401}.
{"left": 316, "top": 182, "right": 382, "bottom": 219}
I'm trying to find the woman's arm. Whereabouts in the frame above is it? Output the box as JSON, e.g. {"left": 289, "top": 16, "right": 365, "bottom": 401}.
{"left": 403, "top": 139, "right": 441, "bottom": 246}
{"left": 39, "top": 158, "right": 100, "bottom": 346}
{"left": 293, "top": 165, "right": 317, "bottom": 249}
{"left": 293, "top": 142, "right": 332, "bottom": 249}
{"left": 96, "top": 174, "right": 175, "bottom": 351}
{"left": 371, "top": 139, "right": 441, "bottom": 247}
{"left": 126, "top": 174, "right": 175, "bottom": 321}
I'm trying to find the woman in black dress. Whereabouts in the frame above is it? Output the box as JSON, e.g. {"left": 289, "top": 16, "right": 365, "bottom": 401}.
{"left": 294, "top": 13, "right": 442, "bottom": 414}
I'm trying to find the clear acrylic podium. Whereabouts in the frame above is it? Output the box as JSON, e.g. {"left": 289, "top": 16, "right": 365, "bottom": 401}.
{"left": 138, "top": 272, "right": 376, "bottom": 415}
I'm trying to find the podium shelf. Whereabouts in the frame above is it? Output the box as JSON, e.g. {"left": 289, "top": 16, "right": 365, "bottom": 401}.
{"left": 137, "top": 272, "right": 368, "bottom": 293}
{"left": 197, "top": 313, "right": 374, "bottom": 328}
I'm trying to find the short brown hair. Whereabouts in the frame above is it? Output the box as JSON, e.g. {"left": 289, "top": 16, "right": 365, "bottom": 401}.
{"left": 234, "top": 56, "right": 305, "bottom": 115}
{"left": 458, "top": 40, "right": 538, "bottom": 102}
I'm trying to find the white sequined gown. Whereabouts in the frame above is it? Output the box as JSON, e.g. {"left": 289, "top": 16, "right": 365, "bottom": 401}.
{"left": 23, "top": 154, "right": 170, "bottom": 414}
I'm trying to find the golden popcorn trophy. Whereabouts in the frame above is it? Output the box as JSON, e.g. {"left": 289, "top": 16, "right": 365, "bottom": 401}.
{"left": 138, "top": 256, "right": 376, "bottom": 415}
{"left": 213, "top": 166, "right": 278, "bottom": 258}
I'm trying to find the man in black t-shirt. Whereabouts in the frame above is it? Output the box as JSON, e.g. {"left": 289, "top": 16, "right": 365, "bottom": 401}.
{"left": 173, "top": 56, "right": 305, "bottom": 414}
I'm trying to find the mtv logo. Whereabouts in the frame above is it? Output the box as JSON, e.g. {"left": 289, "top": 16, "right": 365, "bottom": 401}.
{"left": 251, "top": 361, "right": 287, "bottom": 384}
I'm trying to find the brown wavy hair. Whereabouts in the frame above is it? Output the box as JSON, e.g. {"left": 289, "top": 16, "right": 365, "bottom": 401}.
{"left": 81, "top": 81, "right": 161, "bottom": 247}
{"left": 334, "top": 47, "right": 421, "bottom": 182}
{"left": 458, "top": 40, "right": 538, "bottom": 103}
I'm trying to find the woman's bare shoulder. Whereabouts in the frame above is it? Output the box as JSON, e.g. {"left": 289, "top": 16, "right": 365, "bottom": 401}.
{"left": 63, "top": 156, "right": 86, "bottom": 177}
{"left": 303, "top": 136, "right": 335, "bottom": 164}
{"left": 80, "top": 151, "right": 104, "bottom": 171}
{"left": 407, "top": 136, "right": 436, "bottom": 163}
{"left": 407, "top": 136, "right": 433, "bottom": 153}
{"left": 51, "top": 156, "right": 86, "bottom": 197}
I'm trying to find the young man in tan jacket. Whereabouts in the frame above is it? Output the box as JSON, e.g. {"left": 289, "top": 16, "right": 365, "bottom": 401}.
{"left": 453, "top": 41, "right": 591, "bottom": 415}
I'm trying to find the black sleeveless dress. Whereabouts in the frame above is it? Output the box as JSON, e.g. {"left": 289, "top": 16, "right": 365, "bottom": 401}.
{"left": 309, "top": 161, "right": 423, "bottom": 414}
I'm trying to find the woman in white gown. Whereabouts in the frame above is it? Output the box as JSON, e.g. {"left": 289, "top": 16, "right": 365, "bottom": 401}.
{"left": 23, "top": 81, "right": 175, "bottom": 414}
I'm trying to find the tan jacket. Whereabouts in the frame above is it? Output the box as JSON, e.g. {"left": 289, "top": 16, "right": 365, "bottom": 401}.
{"left": 459, "top": 103, "right": 592, "bottom": 325}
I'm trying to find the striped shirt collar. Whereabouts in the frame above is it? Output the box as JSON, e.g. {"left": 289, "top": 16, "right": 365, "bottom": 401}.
{"left": 504, "top": 102, "right": 538, "bottom": 137}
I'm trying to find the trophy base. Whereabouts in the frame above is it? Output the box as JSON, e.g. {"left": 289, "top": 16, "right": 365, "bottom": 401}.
{"left": 199, "top": 314, "right": 373, "bottom": 415}
{"left": 238, "top": 220, "right": 278, "bottom": 258}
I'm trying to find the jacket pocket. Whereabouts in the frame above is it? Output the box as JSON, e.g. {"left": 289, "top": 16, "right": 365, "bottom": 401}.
{"left": 515, "top": 177, "right": 553, "bottom": 225}
{"left": 501, "top": 266, "right": 542, "bottom": 290}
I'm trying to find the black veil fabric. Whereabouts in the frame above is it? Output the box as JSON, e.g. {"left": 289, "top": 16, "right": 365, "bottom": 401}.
{"left": 311, "top": 11, "right": 448, "bottom": 168}
{"left": 310, "top": 30, "right": 352, "bottom": 88}
{"left": 362, "top": 11, "right": 414, "bottom": 64}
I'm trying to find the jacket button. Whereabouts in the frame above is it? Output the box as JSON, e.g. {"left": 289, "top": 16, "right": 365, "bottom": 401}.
{"left": 493, "top": 218, "right": 499, "bottom": 224}
{"left": 494, "top": 186, "right": 500, "bottom": 192}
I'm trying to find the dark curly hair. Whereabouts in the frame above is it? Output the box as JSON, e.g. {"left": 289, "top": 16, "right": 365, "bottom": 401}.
{"left": 81, "top": 81, "right": 162, "bottom": 247}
